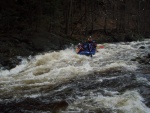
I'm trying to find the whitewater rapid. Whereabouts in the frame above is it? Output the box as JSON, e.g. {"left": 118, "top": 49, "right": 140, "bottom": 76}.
{"left": 0, "top": 39, "right": 150, "bottom": 113}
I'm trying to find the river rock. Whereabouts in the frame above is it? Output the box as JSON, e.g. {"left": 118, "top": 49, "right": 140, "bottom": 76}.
{"left": 139, "top": 46, "right": 145, "bottom": 49}
{"left": 147, "top": 53, "right": 150, "bottom": 58}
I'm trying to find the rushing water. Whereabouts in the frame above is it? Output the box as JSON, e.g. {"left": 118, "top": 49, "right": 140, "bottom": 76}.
{"left": 0, "top": 39, "right": 150, "bottom": 113}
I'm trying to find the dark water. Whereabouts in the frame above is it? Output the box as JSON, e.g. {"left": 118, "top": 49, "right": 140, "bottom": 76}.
{"left": 0, "top": 39, "right": 150, "bottom": 113}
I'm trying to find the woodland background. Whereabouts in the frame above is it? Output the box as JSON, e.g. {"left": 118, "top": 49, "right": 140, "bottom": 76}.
{"left": 0, "top": 0, "right": 150, "bottom": 69}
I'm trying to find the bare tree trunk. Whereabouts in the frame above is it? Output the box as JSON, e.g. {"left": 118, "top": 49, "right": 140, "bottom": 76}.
{"left": 65, "top": 0, "right": 73, "bottom": 36}
{"left": 111, "top": 0, "right": 116, "bottom": 31}
{"left": 80, "top": 0, "right": 82, "bottom": 11}
{"left": 137, "top": 0, "right": 141, "bottom": 34}
{"left": 70, "top": 0, "right": 73, "bottom": 32}
{"left": 104, "top": 8, "right": 107, "bottom": 33}
{"left": 116, "top": 0, "right": 119, "bottom": 33}
{"left": 124, "top": 0, "right": 128, "bottom": 33}
{"left": 85, "top": 0, "right": 88, "bottom": 36}
{"left": 123, "top": 0, "right": 126, "bottom": 33}
{"left": 91, "top": 1, "right": 94, "bottom": 35}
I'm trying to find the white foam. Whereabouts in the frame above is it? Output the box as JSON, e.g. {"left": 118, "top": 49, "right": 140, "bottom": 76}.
{"left": 0, "top": 59, "right": 28, "bottom": 76}
{"left": 0, "top": 39, "right": 149, "bottom": 101}
{"left": 24, "top": 94, "right": 41, "bottom": 98}
{"left": 67, "top": 91, "right": 150, "bottom": 113}
{"left": 95, "top": 62, "right": 137, "bottom": 72}
{"left": 136, "top": 77, "right": 150, "bottom": 85}
{"left": 0, "top": 49, "right": 93, "bottom": 99}
{"left": 103, "top": 89, "right": 119, "bottom": 96}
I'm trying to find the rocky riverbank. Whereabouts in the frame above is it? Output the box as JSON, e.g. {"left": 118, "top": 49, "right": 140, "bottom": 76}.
{"left": 0, "top": 32, "right": 76, "bottom": 70}
{"left": 0, "top": 31, "right": 149, "bottom": 70}
{"left": 131, "top": 53, "right": 150, "bottom": 65}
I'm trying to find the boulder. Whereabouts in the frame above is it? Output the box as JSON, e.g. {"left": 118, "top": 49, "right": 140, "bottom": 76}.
{"left": 139, "top": 46, "right": 145, "bottom": 49}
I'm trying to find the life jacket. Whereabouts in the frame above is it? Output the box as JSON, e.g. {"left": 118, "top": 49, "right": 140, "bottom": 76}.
{"left": 76, "top": 44, "right": 84, "bottom": 53}
{"left": 87, "top": 41, "right": 97, "bottom": 51}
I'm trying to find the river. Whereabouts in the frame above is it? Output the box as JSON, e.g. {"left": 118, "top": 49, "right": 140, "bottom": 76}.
{"left": 0, "top": 39, "right": 150, "bottom": 113}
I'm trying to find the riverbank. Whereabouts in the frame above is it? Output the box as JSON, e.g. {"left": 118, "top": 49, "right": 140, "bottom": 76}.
{"left": 0, "top": 31, "right": 76, "bottom": 70}
{"left": 0, "top": 31, "right": 149, "bottom": 70}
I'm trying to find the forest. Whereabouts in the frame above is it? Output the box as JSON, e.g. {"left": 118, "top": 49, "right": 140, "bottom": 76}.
{"left": 0, "top": 0, "right": 150, "bottom": 68}
{"left": 1, "top": 0, "right": 150, "bottom": 37}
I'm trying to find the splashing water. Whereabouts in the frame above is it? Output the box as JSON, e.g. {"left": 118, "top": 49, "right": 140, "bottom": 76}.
{"left": 0, "top": 39, "right": 150, "bottom": 113}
